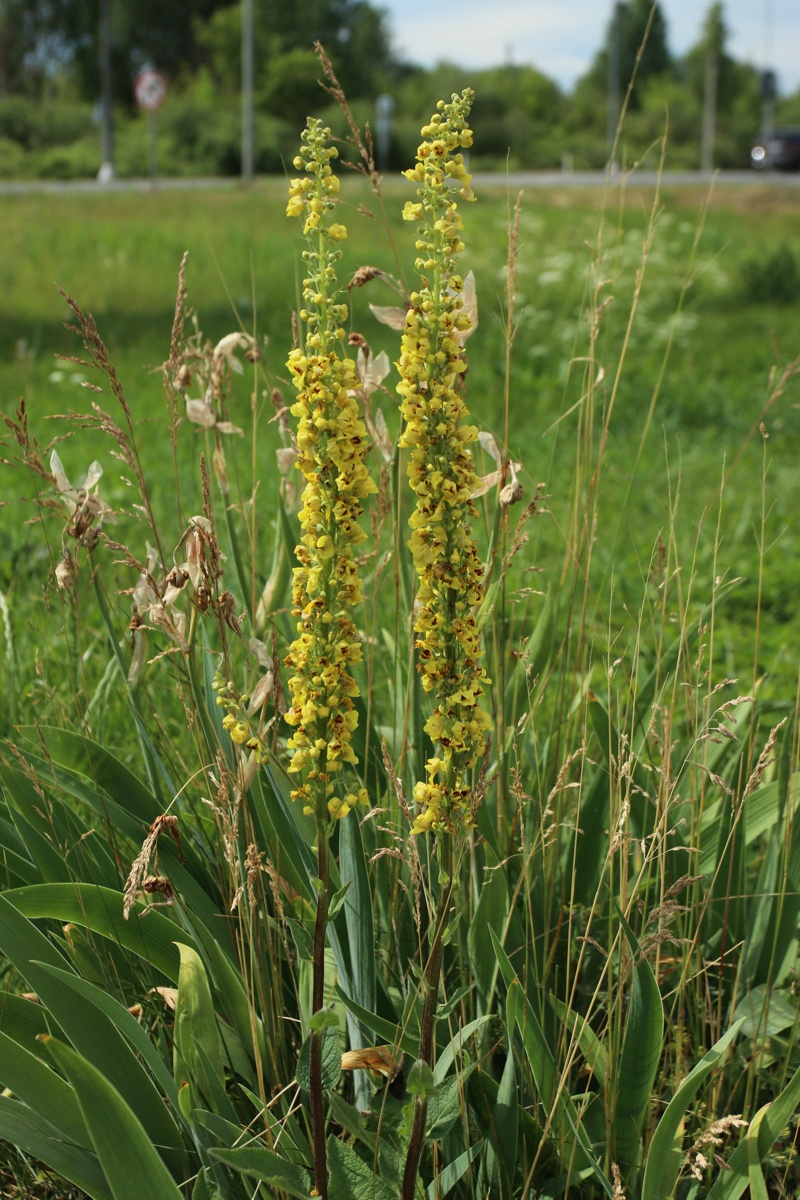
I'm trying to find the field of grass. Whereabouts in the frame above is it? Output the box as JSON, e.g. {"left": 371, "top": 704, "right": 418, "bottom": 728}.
{"left": 1, "top": 166, "right": 800, "bottom": 1200}
{"left": 2, "top": 177, "right": 799, "bottom": 721}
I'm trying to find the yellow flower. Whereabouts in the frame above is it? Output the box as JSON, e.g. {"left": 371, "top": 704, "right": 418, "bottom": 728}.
{"left": 396, "top": 91, "right": 489, "bottom": 835}
{"left": 284, "top": 118, "right": 376, "bottom": 824}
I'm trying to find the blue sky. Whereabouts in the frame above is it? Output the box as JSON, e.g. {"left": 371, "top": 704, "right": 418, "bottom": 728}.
{"left": 379, "top": 0, "right": 800, "bottom": 95}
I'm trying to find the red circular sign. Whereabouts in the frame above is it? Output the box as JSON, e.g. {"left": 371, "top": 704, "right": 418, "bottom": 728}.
{"left": 134, "top": 69, "right": 167, "bottom": 112}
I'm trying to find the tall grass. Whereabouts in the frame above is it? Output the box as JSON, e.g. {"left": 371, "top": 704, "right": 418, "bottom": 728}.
{"left": 0, "top": 86, "right": 799, "bottom": 1200}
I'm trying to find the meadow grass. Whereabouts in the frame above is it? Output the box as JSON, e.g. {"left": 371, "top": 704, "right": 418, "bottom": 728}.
{"left": 1, "top": 161, "right": 799, "bottom": 1199}
{"left": 2, "top": 177, "right": 799, "bottom": 721}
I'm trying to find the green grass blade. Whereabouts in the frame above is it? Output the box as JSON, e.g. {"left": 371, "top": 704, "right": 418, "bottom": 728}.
{"left": 746, "top": 1107, "right": 771, "bottom": 1200}
{"left": 641, "top": 1020, "right": 743, "bottom": 1200}
{"left": 42, "top": 1036, "right": 185, "bottom": 1200}
{"left": 612, "top": 901, "right": 664, "bottom": 1181}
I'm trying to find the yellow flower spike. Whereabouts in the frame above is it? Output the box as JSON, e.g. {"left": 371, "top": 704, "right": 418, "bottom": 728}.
{"left": 284, "top": 117, "right": 375, "bottom": 824}
{"left": 397, "top": 90, "right": 490, "bottom": 836}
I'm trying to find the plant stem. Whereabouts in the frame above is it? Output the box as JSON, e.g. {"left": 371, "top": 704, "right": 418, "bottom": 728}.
{"left": 401, "top": 840, "right": 454, "bottom": 1200}
{"left": 310, "top": 816, "right": 330, "bottom": 1200}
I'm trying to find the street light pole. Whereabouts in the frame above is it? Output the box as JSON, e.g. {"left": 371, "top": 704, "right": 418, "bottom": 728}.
{"left": 98, "top": 0, "right": 114, "bottom": 179}
{"left": 241, "top": 0, "right": 254, "bottom": 184}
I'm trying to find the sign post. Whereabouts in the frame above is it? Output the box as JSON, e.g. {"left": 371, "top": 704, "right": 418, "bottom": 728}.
{"left": 134, "top": 68, "right": 168, "bottom": 182}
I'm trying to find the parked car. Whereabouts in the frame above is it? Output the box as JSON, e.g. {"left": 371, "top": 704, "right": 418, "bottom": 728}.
{"left": 751, "top": 128, "right": 800, "bottom": 171}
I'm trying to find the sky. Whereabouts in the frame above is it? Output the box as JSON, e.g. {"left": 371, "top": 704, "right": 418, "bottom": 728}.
{"left": 381, "top": 0, "right": 800, "bottom": 96}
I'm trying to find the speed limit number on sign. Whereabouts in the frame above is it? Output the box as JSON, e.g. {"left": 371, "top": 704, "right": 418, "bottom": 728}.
{"left": 134, "top": 68, "right": 167, "bottom": 112}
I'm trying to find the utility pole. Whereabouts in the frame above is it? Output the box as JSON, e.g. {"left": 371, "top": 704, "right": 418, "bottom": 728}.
{"left": 700, "top": 42, "right": 717, "bottom": 172}
{"left": 241, "top": 0, "right": 254, "bottom": 184}
{"left": 607, "top": 3, "right": 621, "bottom": 168}
{"left": 98, "top": 0, "right": 114, "bottom": 180}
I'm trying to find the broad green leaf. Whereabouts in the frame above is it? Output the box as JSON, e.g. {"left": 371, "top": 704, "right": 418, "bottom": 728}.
{"left": 0, "top": 1095, "right": 111, "bottom": 1200}
{"left": 612, "top": 902, "right": 664, "bottom": 1182}
{"left": 427, "top": 1067, "right": 477, "bottom": 1140}
{"left": 3, "top": 882, "right": 182, "bottom": 977}
{"left": 32, "top": 962, "right": 181, "bottom": 1114}
{"left": 211, "top": 1146, "right": 311, "bottom": 1199}
{"left": 0, "top": 893, "right": 183, "bottom": 1157}
{"left": 192, "top": 1167, "right": 222, "bottom": 1200}
{"left": 327, "top": 1136, "right": 398, "bottom": 1200}
{"left": 734, "top": 984, "right": 798, "bottom": 1040}
{"left": 706, "top": 1059, "right": 800, "bottom": 1200}
{"left": 642, "top": 1020, "right": 743, "bottom": 1200}
{"left": 42, "top": 1036, "right": 185, "bottom": 1200}
{"left": 173, "top": 942, "right": 225, "bottom": 1108}
{"left": 0, "top": 1029, "right": 89, "bottom": 1147}
{"left": 295, "top": 1026, "right": 341, "bottom": 1092}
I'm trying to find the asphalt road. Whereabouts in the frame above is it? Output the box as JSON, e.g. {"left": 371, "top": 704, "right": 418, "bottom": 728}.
{"left": 0, "top": 170, "right": 798, "bottom": 195}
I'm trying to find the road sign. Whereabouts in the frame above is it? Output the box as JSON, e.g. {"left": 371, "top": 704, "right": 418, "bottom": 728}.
{"left": 134, "top": 68, "right": 167, "bottom": 113}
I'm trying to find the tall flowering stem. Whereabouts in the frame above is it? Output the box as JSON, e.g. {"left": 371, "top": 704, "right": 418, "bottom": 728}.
{"left": 285, "top": 118, "right": 374, "bottom": 1200}
{"left": 397, "top": 89, "right": 490, "bottom": 839}
{"left": 396, "top": 90, "right": 490, "bottom": 1200}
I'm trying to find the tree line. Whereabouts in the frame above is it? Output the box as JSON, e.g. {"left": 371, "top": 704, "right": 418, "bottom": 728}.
{"left": 0, "top": 0, "right": 798, "bottom": 178}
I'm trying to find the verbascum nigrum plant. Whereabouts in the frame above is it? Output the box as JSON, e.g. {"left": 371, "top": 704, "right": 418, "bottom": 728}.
{"left": 397, "top": 89, "right": 491, "bottom": 835}
{"left": 284, "top": 118, "right": 375, "bottom": 826}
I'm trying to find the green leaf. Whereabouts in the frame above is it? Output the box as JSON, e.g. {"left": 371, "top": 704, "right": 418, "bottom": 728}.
{"left": 339, "top": 806, "right": 376, "bottom": 1113}
{"left": 3, "top": 883, "right": 182, "bottom": 978}
{"left": 211, "top": 1146, "right": 311, "bottom": 1199}
{"left": 295, "top": 1026, "right": 341, "bottom": 1091}
{"left": 407, "top": 1059, "right": 436, "bottom": 1098}
{"left": 328, "top": 880, "right": 352, "bottom": 920}
{"left": 490, "top": 929, "right": 612, "bottom": 1195}
{"left": 747, "top": 1107, "right": 771, "bottom": 1200}
{"left": 550, "top": 994, "right": 609, "bottom": 1089}
{"left": 0, "top": 893, "right": 183, "bottom": 1158}
{"left": 642, "top": 1020, "right": 743, "bottom": 1200}
{"left": 612, "top": 901, "right": 664, "bottom": 1181}
{"left": 0, "top": 1028, "right": 90, "bottom": 1148}
{"left": 0, "top": 1094, "right": 112, "bottom": 1200}
{"left": 33, "top": 961, "right": 181, "bottom": 1116}
{"left": 467, "top": 845, "right": 509, "bottom": 1014}
{"left": 427, "top": 1069, "right": 475, "bottom": 1140}
{"left": 493, "top": 1031, "right": 518, "bottom": 1196}
{"left": 173, "top": 942, "right": 225, "bottom": 1108}
{"left": 706, "top": 1059, "right": 800, "bottom": 1200}
{"left": 191, "top": 1167, "right": 222, "bottom": 1200}
{"left": 426, "top": 1139, "right": 482, "bottom": 1200}
{"left": 327, "top": 1136, "right": 398, "bottom": 1200}
{"left": 733, "top": 983, "right": 798, "bottom": 1040}
{"left": 433, "top": 1015, "right": 493, "bottom": 1085}
{"left": 42, "top": 1036, "right": 185, "bottom": 1200}
{"left": 309, "top": 1007, "right": 340, "bottom": 1032}
{"left": 335, "top": 987, "right": 419, "bottom": 1058}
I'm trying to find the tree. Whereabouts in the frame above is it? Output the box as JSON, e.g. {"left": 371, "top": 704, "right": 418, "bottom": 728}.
{"left": 579, "top": 0, "right": 671, "bottom": 111}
